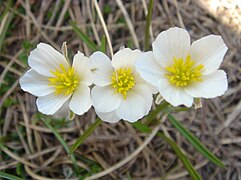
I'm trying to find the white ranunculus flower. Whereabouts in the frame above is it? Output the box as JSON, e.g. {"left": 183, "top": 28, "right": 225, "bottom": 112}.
{"left": 136, "top": 27, "right": 228, "bottom": 107}
{"left": 20, "top": 43, "right": 93, "bottom": 116}
{"left": 90, "top": 48, "right": 156, "bottom": 123}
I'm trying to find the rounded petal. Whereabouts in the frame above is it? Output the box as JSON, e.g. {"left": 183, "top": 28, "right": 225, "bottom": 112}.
{"left": 112, "top": 48, "right": 142, "bottom": 69}
{"left": 36, "top": 93, "right": 71, "bottom": 115}
{"left": 28, "top": 43, "right": 69, "bottom": 77}
{"left": 116, "top": 92, "right": 146, "bottom": 122}
{"left": 133, "top": 84, "right": 153, "bottom": 115}
{"left": 190, "top": 35, "right": 228, "bottom": 75}
{"left": 185, "top": 70, "right": 228, "bottom": 98}
{"left": 91, "top": 86, "right": 122, "bottom": 113}
{"left": 90, "top": 51, "right": 113, "bottom": 86}
{"left": 135, "top": 51, "right": 164, "bottom": 87}
{"left": 90, "top": 51, "right": 111, "bottom": 69}
{"left": 73, "top": 52, "right": 93, "bottom": 86}
{"left": 69, "top": 83, "right": 92, "bottom": 115}
{"left": 19, "top": 69, "right": 55, "bottom": 96}
{"left": 152, "top": 27, "right": 190, "bottom": 68}
{"left": 95, "top": 110, "right": 120, "bottom": 123}
{"left": 158, "top": 79, "right": 193, "bottom": 107}
{"left": 52, "top": 100, "right": 70, "bottom": 119}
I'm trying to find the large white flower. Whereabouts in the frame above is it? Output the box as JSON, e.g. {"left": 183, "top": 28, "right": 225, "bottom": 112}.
{"left": 136, "top": 27, "right": 228, "bottom": 107}
{"left": 20, "top": 43, "right": 93, "bottom": 116}
{"left": 90, "top": 48, "right": 155, "bottom": 123}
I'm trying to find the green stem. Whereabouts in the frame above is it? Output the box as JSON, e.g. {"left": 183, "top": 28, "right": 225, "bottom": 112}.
{"left": 157, "top": 132, "right": 201, "bottom": 180}
{"left": 0, "top": 171, "right": 24, "bottom": 180}
{"left": 69, "top": 118, "right": 102, "bottom": 154}
{"left": 144, "top": 0, "right": 154, "bottom": 51}
{"left": 168, "top": 114, "right": 225, "bottom": 167}
{"left": 42, "top": 119, "right": 79, "bottom": 174}
{"left": 145, "top": 101, "right": 170, "bottom": 125}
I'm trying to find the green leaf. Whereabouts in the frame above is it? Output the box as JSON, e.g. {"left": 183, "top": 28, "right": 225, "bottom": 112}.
{"left": 168, "top": 114, "right": 225, "bottom": 167}
{"left": 157, "top": 132, "right": 201, "bottom": 180}
{"left": 71, "top": 22, "right": 98, "bottom": 51}
{"left": 70, "top": 118, "right": 102, "bottom": 154}
{"left": 0, "top": 171, "right": 24, "bottom": 180}
{"left": 132, "top": 121, "right": 151, "bottom": 133}
{"left": 99, "top": 35, "right": 106, "bottom": 53}
{"left": 16, "top": 163, "right": 23, "bottom": 177}
{"left": 131, "top": 121, "right": 201, "bottom": 180}
{"left": 42, "top": 119, "right": 80, "bottom": 174}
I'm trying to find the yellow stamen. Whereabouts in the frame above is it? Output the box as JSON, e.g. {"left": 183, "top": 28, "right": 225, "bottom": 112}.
{"left": 111, "top": 67, "right": 135, "bottom": 99}
{"left": 165, "top": 55, "right": 204, "bottom": 87}
{"left": 48, "top": 64, "right": 80, "bottom": 96}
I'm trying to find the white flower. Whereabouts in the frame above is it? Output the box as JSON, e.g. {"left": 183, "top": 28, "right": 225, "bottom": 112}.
{"left": 136, "top": 27, "right": 228, "bottom": 107}
{"left": 20, "top": 43, "right": 93, "bottom": 116}
{"left": 90, "top": 48, "right": 155, "bottom": 123}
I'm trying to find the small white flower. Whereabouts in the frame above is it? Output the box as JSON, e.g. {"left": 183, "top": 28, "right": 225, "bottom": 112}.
{"left": 136, "top": 27, "right": 228, "bottom": 107}
{"left": 20, "top": 43, "right": 93, "bottom": 116}
{"left": 90, "top": 48, "right": 155, "bottom": 123}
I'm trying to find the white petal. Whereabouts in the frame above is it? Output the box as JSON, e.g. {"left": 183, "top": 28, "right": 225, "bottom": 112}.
{"left": 19, "top": 69, "right": 55, "bottom": 96}
{"left": 69, "top": 83, "right": 92, "bottom": 115}
{"left": 112, "top": 48, "right": 142, "bottom": 69}
{"left": 185, "top": 70, "right": 228, "bottom": 98}
{"left": 135, "top": 51, "right": 164, "bottom": 87}
{"left": 36, "top": 93, "right": 71, "bottom": 115}
{"left": 92, "top": 69, "right": 113, "bottom": 86}
{"left": 133, "top": 84, "right": 153, "bottom": 115}
{"left": 95, "top": 110, "right": 120, "bottom": 123}
{"left": 52, "top": 100, "right": 70, "bottom": 119}
{"left": 91, "top": 86, "right": 122, "bottom": 113}
{"left": 73, "top": 52, "right": 93, "bottom": 86}
{"left": 116, "top": 92, "right": 146, "bottom": 122}
{"left": 158, "top": 79, "right": 193, "bottom": 107}
{"left": 89, "top": 51, "right": 112, "bottom": 69}
{"left": 90, "top": 51, "right": 113, "bottom": 86}
{"left": 152, "top": 27, "right": 190, "bottom": 68}
{"left": 190, "top": 35, "right": 228, "bottom": 75}
{"left": 28, "top": 43, "right": 69, "bottom": 77}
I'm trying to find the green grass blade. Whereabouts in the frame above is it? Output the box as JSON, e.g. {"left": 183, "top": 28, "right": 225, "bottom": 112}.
{"left": 168, "top": 114, "right": 224, "bottom": 167}
{"left": 99, "top": 35, "right": 106, "bottom": 53}
{"left": 157, "top": 132, "right": 201, "bottom": 180}
{"left": 144, "top": 0, "right": 154, "bottom": 51}
{"left": 71, "top": 22, "right": 98, "bottom": 51}
{"left": 0, "top": 171, "right": 24, "bottom": 180}
{"left": 42, "top": 119, "right": 80, "bottom": 174}
{"left": 70, "top": 118, "right": 102, "bottom": 154}
{"left": 0, "top": 1, "right": 14, "bottom": 52}
{"left": 132, "top": 121, "right": 201, "bottom": 179}
{"left": 132, "top": 121, "right": 152, "bottom": 133}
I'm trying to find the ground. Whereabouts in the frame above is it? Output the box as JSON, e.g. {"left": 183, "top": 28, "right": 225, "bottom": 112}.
{"left": 0, "top": 0, "right": 240, "bottom": 179}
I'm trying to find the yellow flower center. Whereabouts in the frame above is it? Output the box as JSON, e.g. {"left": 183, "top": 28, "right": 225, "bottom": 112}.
{"left": 48, "top": 64, "right": 80, "bottom": 96}
{"left": 165, "top": 55, "right": 204, "bottom": 87}
{"left": 111, "top": 67, "right": 135, "bottom": 99}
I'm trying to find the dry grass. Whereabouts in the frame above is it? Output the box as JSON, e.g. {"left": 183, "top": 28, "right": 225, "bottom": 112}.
{"left": 0, "top": 0, "right": 240, "bottom": 179}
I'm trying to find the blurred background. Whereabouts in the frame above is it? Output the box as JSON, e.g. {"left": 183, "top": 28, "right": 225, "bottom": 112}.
{"left": 0, "top": 0, "right": 240, "bottom": 179}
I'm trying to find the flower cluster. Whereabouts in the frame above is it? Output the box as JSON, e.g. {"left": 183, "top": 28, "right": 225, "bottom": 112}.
{"left": 20, "top": 27, "right": 228, "bottom": 123}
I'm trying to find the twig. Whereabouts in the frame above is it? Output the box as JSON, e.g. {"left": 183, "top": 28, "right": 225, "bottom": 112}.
{"left": 116, "top": 0, "right": 140, "bottom": 48}
{"left": 86, "top": 123, "right": 162, "bottom": 180}
{"left": 93, "top": 0, "right": 113, "bottom": 57}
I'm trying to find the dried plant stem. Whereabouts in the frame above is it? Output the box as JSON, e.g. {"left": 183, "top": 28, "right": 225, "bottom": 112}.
{"left": 85, "top": 123, "right": 162, "bottom": 180}
{"left": 93, "top": 0, "right": 113, "bottom": 57}
{"left": 116, "top": 0, "right": 140, "bottom": 48}
{"left": 145, "top": 0, "right": 154, "bottom": 51}
{"left": 0, "top": 145, "right": 37, "bottom": 168}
